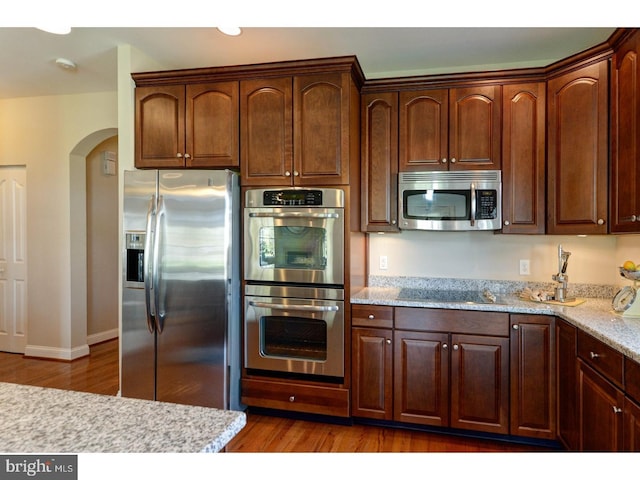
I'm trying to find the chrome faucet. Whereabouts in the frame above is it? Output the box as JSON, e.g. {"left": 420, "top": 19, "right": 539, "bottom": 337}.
{"left": 552, "top": 244, "right": 572, "bottom": 302}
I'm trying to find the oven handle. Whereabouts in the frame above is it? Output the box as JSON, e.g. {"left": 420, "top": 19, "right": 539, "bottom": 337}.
{"left": 248, "top": 212, "right": 339, "bottom": 219}
{"left": 470, "top": 182, "right": 476, "bottom": 227}
{"left": 248, "top": 301, "right": 339, "bottom": 312}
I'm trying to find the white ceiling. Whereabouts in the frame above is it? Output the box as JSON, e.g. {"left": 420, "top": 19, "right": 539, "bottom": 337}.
{"left": 0, "top": 27, "right": 617, "bottom": 99}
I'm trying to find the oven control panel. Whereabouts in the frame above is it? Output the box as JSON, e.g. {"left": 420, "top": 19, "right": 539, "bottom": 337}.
{"left": 263, "top": 189, "right": 323, "bottom": 206}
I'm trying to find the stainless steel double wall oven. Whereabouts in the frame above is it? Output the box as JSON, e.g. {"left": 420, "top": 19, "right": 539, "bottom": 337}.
{"left": 243, "top": 188, "right": 345, "bottom": 379}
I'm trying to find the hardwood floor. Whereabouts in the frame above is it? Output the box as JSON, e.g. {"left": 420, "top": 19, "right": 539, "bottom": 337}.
{"left": 0, "top": 340, "right": 551, "bottom": 453}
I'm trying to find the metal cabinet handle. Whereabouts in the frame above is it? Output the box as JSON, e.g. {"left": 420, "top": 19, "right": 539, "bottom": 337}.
{"left": 386, "top": 339, "right": 391, "bottom": 345}
{"left": 441, "top": 158, "right": 447, "bottom": 163}
{"left": 289, "top": 396, "right": 295, "bottom": 402}
{"left": 184, "top": 153, "right": 191, "bottom": 160}
{"left": 293, "top": 171, "right": 299, "bottom": 177}
{"left": 453, "top": 344, "right": 459, "bottom": 351}
{"left": 613, "top": 406, "right": 622, "bottom": 414}
{"left": 597, "top": 219, "right": 605, "bottom": 225}
{"left": 450, "top": 157, "right": 456, "bottom": 163}
{"left": 504, "top": 220, "right": 510, "bottom": 226}
{"left": 285, "top": 171, "right": 291, "bottom": 177}
{"left": 176, "top": 153, "right": 183, "bottom": 158}
{"left": 513, "top": 324, "right": 519, "bottom": 330}
{"left": 391, "top": 219, "right": 397, "bottom": 225}
{"left": 368, "top": 314, "right": 375, "bottom": 320}
{"left": 443, "top": 343, "right": 448, "bottom": 350}
{"left": 590, "top": 351, "right": 600, "bottom": 359}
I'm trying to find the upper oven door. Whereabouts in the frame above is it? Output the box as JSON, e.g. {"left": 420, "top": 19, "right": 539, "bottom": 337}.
{"left": 244, "top": 206, "right": 345, "bottom": 285}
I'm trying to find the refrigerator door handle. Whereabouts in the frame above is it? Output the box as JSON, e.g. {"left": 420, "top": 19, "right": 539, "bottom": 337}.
{"left": 153, "top": 195, "right": 166, "bottom": 334}
{"left": 143, "top": 195, "right": 156, "bottom": 333}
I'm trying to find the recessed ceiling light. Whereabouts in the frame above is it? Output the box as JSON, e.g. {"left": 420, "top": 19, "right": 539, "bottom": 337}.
{"left": 37, "top": 26, "right": 72, "bottom": 35}
{"left": 217, "top": 27, "right": 242, "bottom": 36}
{"left": 55, "top": 58, "right": 77, "bottom": 70}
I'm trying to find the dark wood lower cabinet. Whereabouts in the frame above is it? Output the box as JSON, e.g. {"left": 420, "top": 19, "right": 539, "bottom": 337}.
{"left": 578, "top": 360, "right": 625, "bottom": 451}
{"left": 450, "top": 334, "right": 510, "bottom": 435}
{"left": 556, "top": 318, "right": 579, "bottom": 450}
{"left": 394, "top": 330, "right": 449, "bottom": 426}
{"left": 624, "top": 397, "right": 640, "bottom": 451}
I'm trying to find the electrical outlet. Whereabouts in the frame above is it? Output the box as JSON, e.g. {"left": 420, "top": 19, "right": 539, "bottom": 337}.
{"left": 379, "top": 255, "right": 388, "bottom": 270}
{"left": 519, "top": 259, "right": 531, "bottom": 275}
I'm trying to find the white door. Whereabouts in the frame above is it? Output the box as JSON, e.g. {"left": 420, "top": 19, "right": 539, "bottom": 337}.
{"left": 0, "top": 166, "right": 27, "bottom": 353}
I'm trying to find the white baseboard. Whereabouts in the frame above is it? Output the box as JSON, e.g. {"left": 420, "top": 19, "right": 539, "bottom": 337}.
{"left": 87, "top": 328, "right": 119, "bottom": 346}
{"left": 24, "top": 343, "right": 90, "bottom": 361}
{"left": 24, "top": 329, "right": 119, "bottom": 360}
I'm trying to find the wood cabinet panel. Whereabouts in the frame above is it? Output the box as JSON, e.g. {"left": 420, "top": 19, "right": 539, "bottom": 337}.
{"left": 611, "top": 30, "right": 640, "bottom": 233}
{"left": 547, "top": 60, "right": 609, "bottom": 234}
{"left": 450, "top": 334, "right": 509, "bottom": 434}
{"left": 510, "top": 315, "right": 556, "bottom": 439}
{"left": 395, "top": 308, "right": 509, "bottom": 336}
{"left": 240, "top": 77, "right": 293, "bottom": 185}
{"left": 449, "top": 86, "right": 501, "bottom": 170}
{"left": 501, "top": 83, "right": 546, "bottom": 233}
{"left": 135, "top": 85, "right": 185, "bottom": 168}
{"left": 625, "top": 357, "right": 640, "bottom": 404}
{"left": 352, "top": 328, "right": 393, "bottom": 419}
{"left": 361, "top": 92, "right": 399, "bottom": 231}
{"left": 241, "top": 378, "right": 350, "bottom": 417}
{"left": 578, "top": 360, "right": 625, "bottom": 451}
{"left": 186, "top": 82, "right": 239, "bottom": 168}
{"left": 624, "top": 397, "right": 640, "bottom": 451}
{"left": 556, "top": 318, "right": 579, "bottom": 450}
{"left": 393, "top": 330, "right": 449, "bottom": 426}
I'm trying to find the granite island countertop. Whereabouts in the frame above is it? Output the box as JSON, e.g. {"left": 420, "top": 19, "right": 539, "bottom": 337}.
{"left": 0, "top": 382, "right": 246, "bottom": 453}
{"left": 352, "top": 286, "right": 640, "bottom": 364}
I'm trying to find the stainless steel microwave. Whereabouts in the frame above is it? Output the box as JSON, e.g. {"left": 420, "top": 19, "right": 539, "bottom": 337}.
{"left": 399, "top": 170, "right": 502, "bottom": 231}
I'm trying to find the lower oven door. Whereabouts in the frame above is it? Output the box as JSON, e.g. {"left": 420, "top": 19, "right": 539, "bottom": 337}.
{"left": 244, "top": 287, "right": 344, "bottom": 378}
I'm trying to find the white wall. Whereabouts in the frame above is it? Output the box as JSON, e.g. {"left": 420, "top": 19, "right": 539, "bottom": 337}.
{"left": 369, "top": 230, "right": 639, "bottom": 288}
{"left": 0, "top": 92, "right": 118, "bottom": 357}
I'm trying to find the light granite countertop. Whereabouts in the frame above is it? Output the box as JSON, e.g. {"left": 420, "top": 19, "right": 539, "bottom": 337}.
{"left": 0, "top": 382, "right": 246, "bottom": 453}
{"left": 352, "top": 284, "right": 640, "bottom": 364}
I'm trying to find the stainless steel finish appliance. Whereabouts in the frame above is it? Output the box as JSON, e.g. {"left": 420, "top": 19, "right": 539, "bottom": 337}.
{"left": 399, "top": 170, "right": 502, "bottom": 231}
{"left": 122, "top": 169, "right": 241, "bottom": 410}
{"left": 244, "top": 284, "right": 344, "bottom": 378}
{"left": 244, "top": 188, "right": 345, "bottom": 286}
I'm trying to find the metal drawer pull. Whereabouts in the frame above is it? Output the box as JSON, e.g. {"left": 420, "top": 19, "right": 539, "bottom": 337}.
{"left": 613, "top": 406, "right": 622, "bottom": 414}
{"left": 386, "top": 339, "right": 391, "bottom": 345}
{"left": 589, "top": 352, "right": 600, "bottom": 359}
{"left": 368, "top": 314, "right": 375, "bottom": 319}
{"left": 512, "top": 324, "right": 519, "bottom": 330}
{"left": 289, "top": 396, "right": 295, "bottom": 402}
{"left": 443, "top": 343, "right": 448, "bottom": 350}
{"left": 453, "top": 344, "right": 459, "bottom": 351}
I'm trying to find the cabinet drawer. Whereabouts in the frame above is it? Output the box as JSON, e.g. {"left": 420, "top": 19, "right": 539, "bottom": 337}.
{"left": 625, "top": 357, "right": 640, "bottom": 404}
{"left": 241, "top": 378, "right": 350, "bottom": 417}
{"left": 351, "top": 304, "right": 394, "bottom": 328}
{"left": 395, "top": 307, "right": 509, "bottom": 336}
{"left": 577, "top": 330, "right": 624, "bottom": 388}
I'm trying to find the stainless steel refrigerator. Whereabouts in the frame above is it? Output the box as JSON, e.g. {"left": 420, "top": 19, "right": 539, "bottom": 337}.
{"left": 121, "top": 169, "right": 241, "bottom": 410}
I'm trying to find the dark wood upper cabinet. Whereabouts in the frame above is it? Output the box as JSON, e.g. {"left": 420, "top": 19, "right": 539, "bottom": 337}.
{"left": 399, "top": 86, "right": 501, "bottom": 171}
{"left": 361, "top": 92, "right": 399, "bottom": 232}
{"left": 135, "top": 82, "right": 239, "bottom": 169}
{"left": 501, "top": 83, "right": 546, "bottom": 234}
{"left": 547, "top": 59, "right": 609, "bottom": 234}
{"left": 611, "top": 29, "right": 640, "bottom": 233}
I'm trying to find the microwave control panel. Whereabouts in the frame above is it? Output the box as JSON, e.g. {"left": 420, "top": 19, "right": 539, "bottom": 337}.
{"left": 476, "top": 190, "right": 498, "bottom": 219}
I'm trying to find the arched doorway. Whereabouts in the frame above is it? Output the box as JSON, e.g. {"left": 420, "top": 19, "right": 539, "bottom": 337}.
{"left": 69, "top": 128, "right": 118, "bottom": 353}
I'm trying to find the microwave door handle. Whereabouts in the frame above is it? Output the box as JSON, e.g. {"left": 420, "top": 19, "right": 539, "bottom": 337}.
{"left": 143, "top": 195, "right": 156, "bottom": 334}
{"left": 470, "top": 182, "right": 476, "bottom": 227}
{"left": 248, "top": 212, "right": 339, "bottom": 219}
{"left": 248, "top": 301, "right": 339, "bottom": 313}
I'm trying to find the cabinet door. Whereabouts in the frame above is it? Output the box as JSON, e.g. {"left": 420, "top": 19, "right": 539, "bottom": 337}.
{"left": 135, "top": 85, "right": 186, "bottom": 168}
{"left": 556, "top": 318, "right": 579, "bottom": 450}
{"left": 361, "top": 92, "right": 399, "bottom": 232}
{"left": 501, "top": 83, "right": 546, "bottom": 234}
{"left": 578, "top": 360, "right": 624, "bottom": 451}
{"left": 352, "top": 327, "right": 393, "bottom": 420}
{"left": 547, "top": 60, "right": 609, "bottom": 234}
{"left": 611, "top": 30, "right": 640, "bottom": 233}
{"left": 240, "top": 77, "right": 293, "bottom": 186}
{"left": 294, "top": 73, "right": 350, "bottom": 185}
{"left": 449, "top": 86, "right": 501, "bottom": 170}
{"left": 186, "top": 82, "right": 239, "bottom": 168}
{"left": 393, "top": 330, "right": 449, "bottom": 426}
{"left": 624, "top": 397, "right": 640, "bottom": 451}
{"left": 450, "top": 334, "right": 509, "bottom": 434}
{"left": 510, "top": 315, "right": 556, "bottom": 439}
{"left": 399, "top": 89, "right": 449, "bottom": 171}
